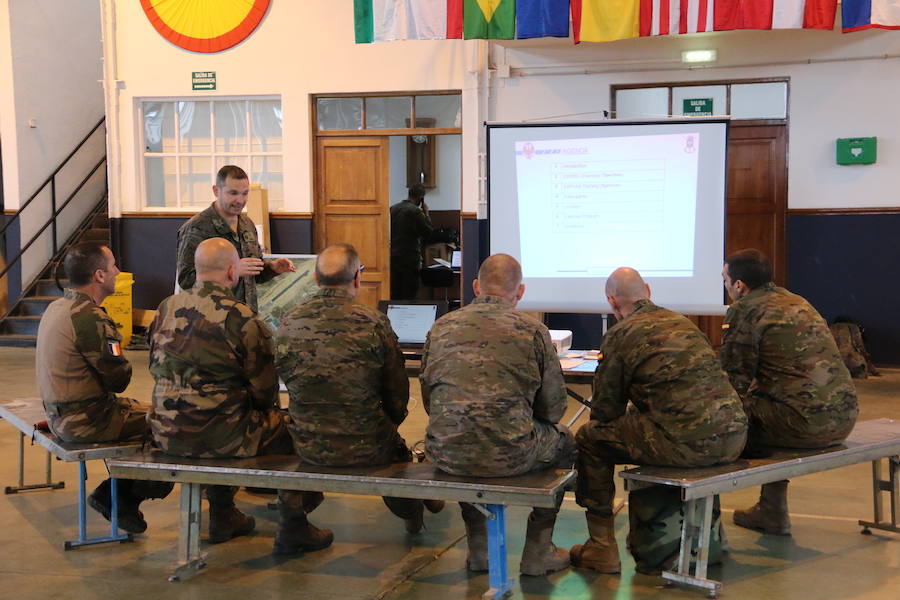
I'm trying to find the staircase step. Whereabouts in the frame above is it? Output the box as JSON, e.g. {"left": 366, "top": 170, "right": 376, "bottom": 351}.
{"left": 35, "top": 279, "right": 68, "bottom": 296}
{"left": 0, "top": 334, "right": 37, "bottom": 348}
{"left": 1, "top": 316, "right": 41, "bottom": 336}
{"left": 80, "top": 228, "right": 110, "bottom": 242}
{"left": 91, "top": 213, "right": 110, "bottom": 228}
{"left": 14, "top": 296, "right": 59, "bottom": 316}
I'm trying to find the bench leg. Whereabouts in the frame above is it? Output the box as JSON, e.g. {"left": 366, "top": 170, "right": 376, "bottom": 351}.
{"left": 483, "top": 504, "right": 514, "bottom": 600}
{"left": 661, "top": 496, "right": 722, "bottom": 598}
{"left": 4, "top": 432, "right": 65, "bottom": 494}
{"left": 64, "top": 461, "right": 132, "bottom": 550}
{"left": 170, "top": 482, "right": 206, "bottom": 582}
{"left": 859, "top": 455, "right": 900, "bottom": 535}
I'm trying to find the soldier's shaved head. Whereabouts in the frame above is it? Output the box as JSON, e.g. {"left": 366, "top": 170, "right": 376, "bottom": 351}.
{"left": 476, "top": 254, "right": 522, "bottom": 299}
{"left": 195, "top": 238, "right": 239, "bottom": 279}
{"left": 316, "top": 243, "right": 360, "bottom": 287}
{"left": 605, "top": 268, "right": 649, "bottom": 303}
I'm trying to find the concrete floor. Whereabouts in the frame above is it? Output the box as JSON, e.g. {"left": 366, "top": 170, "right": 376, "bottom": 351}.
{"left": 1, "top": 346, "right": 898, "bottom": 599}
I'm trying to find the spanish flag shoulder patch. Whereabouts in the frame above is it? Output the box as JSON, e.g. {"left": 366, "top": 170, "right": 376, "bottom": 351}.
{"left": 721, "top": 323, "right": 730, "bottom": 330}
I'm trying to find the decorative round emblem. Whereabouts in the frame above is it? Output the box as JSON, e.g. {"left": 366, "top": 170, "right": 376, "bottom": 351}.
{"left": 141, "top": 0, "right": 271, "bottom": 53}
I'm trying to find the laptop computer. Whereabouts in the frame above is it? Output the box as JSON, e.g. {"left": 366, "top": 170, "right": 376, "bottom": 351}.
{"left": 378, "top": 300, "right": 448, "bottom": 349}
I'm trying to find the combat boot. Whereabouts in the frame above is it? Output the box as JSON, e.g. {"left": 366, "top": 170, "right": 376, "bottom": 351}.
{"left": 519, "top": 510, "right": 570, "bottom": 576}
{"left": 733, "top": 480, "right": 791, "bottom": 535}
{"left": 570, "top": 512, "right": 621, "bottom": 573}
{"left": 273, "top": 501, "right": 334, "bottom": 556}
{"left": 87, "top": 478, "right": 148, "bottom": 534}
{"left": 460, "top": 503, "right": 488, "bottom": 572}
{"left": 206, "top": 485, "right": 256, "bottom": 544}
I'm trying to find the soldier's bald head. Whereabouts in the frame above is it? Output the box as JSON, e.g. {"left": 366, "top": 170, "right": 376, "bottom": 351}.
{"left": 316, "top": 243, "right": 360, "bottom": 287}
{"left": 195, "top": 238, "right": 239, "bottom": 279}
{"left": 476, "top": 254, "right": 522, "bottom": 299}
{"left": 606, "top": 267, "right": 649, "bottom": 303}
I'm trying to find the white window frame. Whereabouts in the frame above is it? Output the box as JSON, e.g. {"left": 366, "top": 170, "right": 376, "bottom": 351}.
{"left": 137, "top": 95, "right": 282, "bottom": 211}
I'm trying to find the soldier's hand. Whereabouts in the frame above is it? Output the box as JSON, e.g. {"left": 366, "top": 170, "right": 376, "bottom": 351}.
{"left": 237, "top": 257, "right": 265, "bottom": 277}
{"left": 269, "top": 257, "right": 296, "bottom": 275}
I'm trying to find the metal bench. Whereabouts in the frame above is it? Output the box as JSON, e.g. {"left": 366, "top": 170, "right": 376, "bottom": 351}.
{"left": 619, "top": 418, "right": 900, "bottom": 597}
{"left": 108, "top": 451, "right": 574, "bottom": 600}
{"left": 0, "top": 397, "right": 144, "bottom": 549}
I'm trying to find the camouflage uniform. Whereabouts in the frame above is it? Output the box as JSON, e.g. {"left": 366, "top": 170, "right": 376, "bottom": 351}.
{"left": 829, "top": 322, "right": 878, "bottom": 379}
{"left": 36, "top": 289, "right": 172, "bottom": 511}
{"left": 274, "top": 287, "right": 420, "bottom": 520}
{"left": 720, "top": 283, "right": 859, "bottom": 450}
{"left": 420, "top": 295, "right": 574, "bottom": 479}
{"left": 36, "top": 290, "right": 147, "bottom": 443}
{"left": 176, "top": 203, "right": 275, "bottom": 311}
{"left": 390, "top": 200, "right": 432, "bottom": 299}
{"left": 148, "top": 281, "right": 291, "bottom": 458}
{"left": 576, "top": 300, "right": 747, "bottom": 572}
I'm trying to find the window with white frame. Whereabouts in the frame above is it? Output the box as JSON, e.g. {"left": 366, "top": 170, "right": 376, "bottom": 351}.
{"left": 140, "top": 97, "right": 283, "bottom": 209}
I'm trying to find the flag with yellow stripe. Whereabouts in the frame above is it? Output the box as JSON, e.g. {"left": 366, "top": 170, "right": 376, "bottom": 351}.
{"left": 571, "top": 0, "right": 640, "bottom": 43}
{"left": 464, "top": 0, "right": 515, "bottom": 39}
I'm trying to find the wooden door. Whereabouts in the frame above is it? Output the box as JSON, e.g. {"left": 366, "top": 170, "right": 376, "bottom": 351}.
{"left": 314, "top": 137, "right": 389, "bottom": 308}
{"left": 693, "top": 123, "right": 787, "bottom": 348}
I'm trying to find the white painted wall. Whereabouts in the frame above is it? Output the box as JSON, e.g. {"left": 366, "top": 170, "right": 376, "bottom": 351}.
{"left": 389, "top": 134, "right": 461, "bottom": 211}
{"left": 106, "top": 0, "right": 480, "bottom": 215}
{"left": 1, "top": 0, "right": 106, "bottom": 288}
{"left": 105, "top": 3, "right": 900, "bottom": 215}
{"left": 2, "top": 0, "right": 104, "bottom": 207}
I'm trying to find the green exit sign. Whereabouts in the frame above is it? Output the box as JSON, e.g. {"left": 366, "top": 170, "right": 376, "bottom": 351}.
{"left": 192, "top": 71, "right": 216, "bottom": 91}
{"left": 684, "top": 98, "right": 713, "bottom": 116}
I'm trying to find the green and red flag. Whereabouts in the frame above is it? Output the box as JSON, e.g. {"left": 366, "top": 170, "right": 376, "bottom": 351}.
{"left": 354, "top": 0, "right": 463, "bottom": 43}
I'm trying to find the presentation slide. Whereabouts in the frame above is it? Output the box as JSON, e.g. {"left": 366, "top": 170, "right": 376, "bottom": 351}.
{"left": 488, "top": 120, "right": 728, "bottom": 314}
{"left": 386, "top": 304, "right": 438, "bottom": 344}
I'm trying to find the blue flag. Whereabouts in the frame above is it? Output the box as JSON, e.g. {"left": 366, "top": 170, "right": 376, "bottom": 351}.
{"left": 516, "top": 0, "right": 570, "bottom": 39}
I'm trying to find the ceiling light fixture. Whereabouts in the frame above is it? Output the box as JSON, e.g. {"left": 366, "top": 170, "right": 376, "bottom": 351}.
{"left": 682, "top": 50, "right": 717, "bottom": 63}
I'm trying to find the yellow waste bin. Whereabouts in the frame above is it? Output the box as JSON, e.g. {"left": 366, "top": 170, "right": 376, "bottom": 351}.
{"left": 101, "top": 271, "right": 134, "bottom": 348}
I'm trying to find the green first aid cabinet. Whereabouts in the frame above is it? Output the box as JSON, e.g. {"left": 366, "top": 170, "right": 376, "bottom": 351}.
{"left": 836, "top": 137, "right": 877, "bottom": 165}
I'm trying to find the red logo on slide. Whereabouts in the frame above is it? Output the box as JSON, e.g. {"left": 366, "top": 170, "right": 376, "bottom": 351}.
{"left": 523, "top": 142, "right": 535, "bottom": 159}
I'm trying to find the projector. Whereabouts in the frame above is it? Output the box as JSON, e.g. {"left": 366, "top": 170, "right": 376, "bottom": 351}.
{"left": 549, "top": 329, "right": 573, "bottom": 354}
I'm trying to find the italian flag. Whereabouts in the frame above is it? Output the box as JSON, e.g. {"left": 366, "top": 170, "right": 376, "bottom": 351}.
{"left": 354, "top": 0, "right": 463, "bottom": 43}
{"left": 464, "top": 0, "right": 516, "bottom": 39}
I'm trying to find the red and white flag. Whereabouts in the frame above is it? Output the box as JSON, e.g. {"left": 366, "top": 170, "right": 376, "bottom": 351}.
{"left": 640, "top": 1, "right": 836, "bottom": 36}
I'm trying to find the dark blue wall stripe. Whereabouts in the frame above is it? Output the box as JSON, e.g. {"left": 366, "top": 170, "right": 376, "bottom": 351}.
{"left": 787, "top": 212, "right": 900, "bottom": 365}
{"left": 113, "top": 216, "right": 314, "bottom": 310}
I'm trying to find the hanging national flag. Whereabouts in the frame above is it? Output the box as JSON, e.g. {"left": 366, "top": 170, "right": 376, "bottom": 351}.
{"left": 842, "top": 0, "right": 900, "bottom": 32}
{"left": 640, "top": 0, "right": 714, "bottom": 36}
{"left": 516, "top": 0, "right": 570, "bottom": 39}
{"left": 715, "top": 1, "right": 837, "bottom": 31}
{"left": 464, "top": 0, "right": 516, "bottom": 39}
{"left": 354, "top": 0, "right": 464, "bottom": 43}
{"left": 572, "top": 0, "right": 641, "bottom": 43}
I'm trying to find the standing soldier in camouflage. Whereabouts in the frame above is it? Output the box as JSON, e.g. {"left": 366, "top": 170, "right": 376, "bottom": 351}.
{"left": 148, "top": 238, "right": 324, "bottom": 549}
{"left": 420, "top": 254, "right": 574, "bottom": 577}
{"left": 36, "top": 242, "right": 172, "bottom": 533}
{"left": 721, "top": 249, "right": 858, "bottom": 535}
{"left": 273, "top": 243, "right": 441, "bottom": 553}
{"left": 389, "top": 183, "right": 432, "bottom": 300}
{"left": 176, "top": 165, "right": 295, "bottom": 311}
{"left": 570, "top": 268, "right": 747, "bottom": 574}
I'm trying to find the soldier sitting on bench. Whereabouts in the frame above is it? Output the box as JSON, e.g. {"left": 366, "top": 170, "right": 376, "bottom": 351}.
{"left": 36, "top": 242, "right": 172, "bottom": 533}
{"left": 420, "top": 254, "right": 575, "bottom": 577}
{"left": 569, "top": 267, "right": 747, "bottom": 574}
{"left": 721, "top": 249, "right": 859, "bottom": 535}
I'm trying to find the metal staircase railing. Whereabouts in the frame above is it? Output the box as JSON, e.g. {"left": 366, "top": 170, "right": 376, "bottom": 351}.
{"left": 0, "top": 117, "right": 107, "bottom": 321}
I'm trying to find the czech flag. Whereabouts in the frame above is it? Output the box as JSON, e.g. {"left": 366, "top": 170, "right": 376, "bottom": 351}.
{"left": 842, "top": 0, "right": 900, "bottom": 32}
